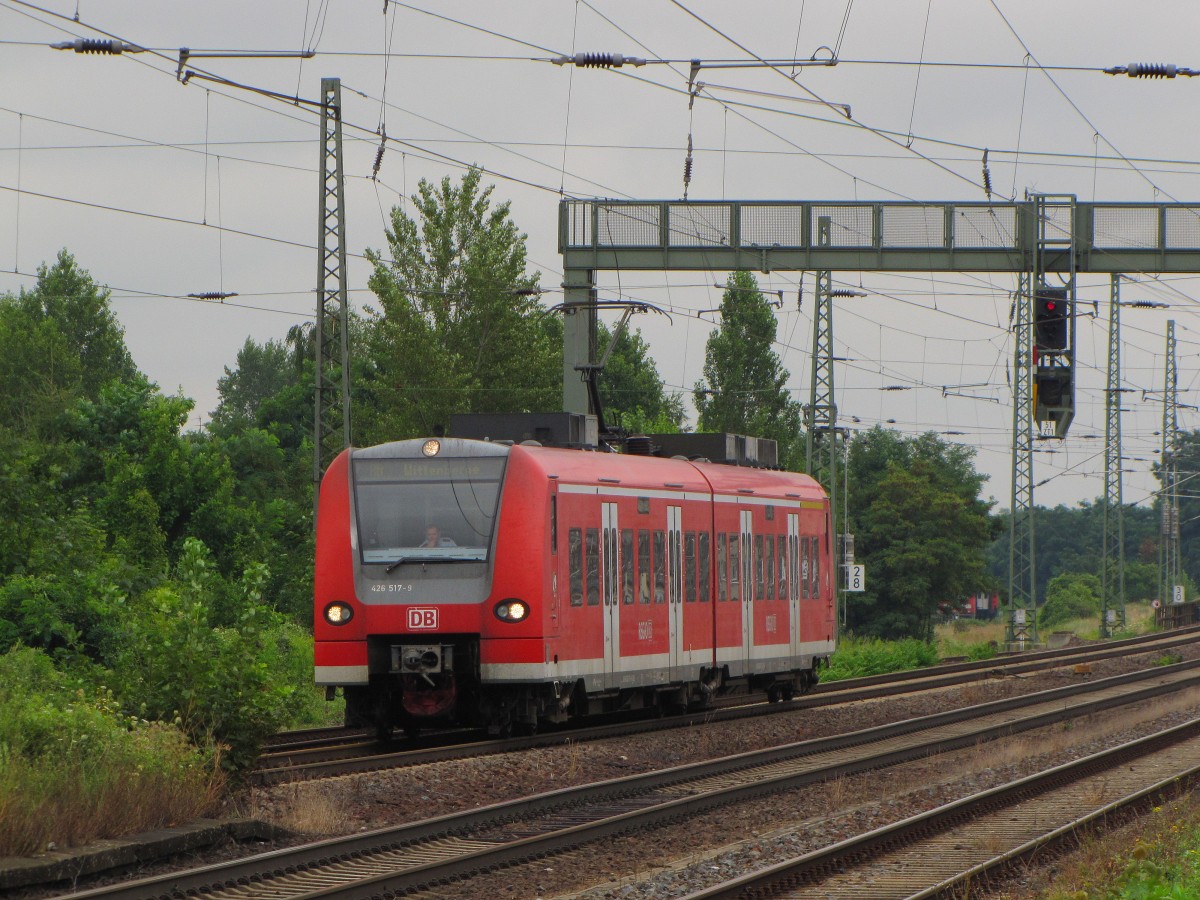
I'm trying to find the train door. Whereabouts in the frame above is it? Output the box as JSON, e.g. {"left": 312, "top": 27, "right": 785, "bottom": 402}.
{"left": 740, "top": 509, "right": 753, "bottom": 660}
{"left": 787, "top": 512, "right": 800, "bottom": 658}
{"left": 667, "top": 504, "right": 683, "bottom": 674}
{"left": 602, "top": 502, "right": 620, "bottom": 679}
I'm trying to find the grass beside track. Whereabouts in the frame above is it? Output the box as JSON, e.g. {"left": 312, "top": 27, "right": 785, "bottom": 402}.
{"left": 0, "top": 648, "right": 225, "bottom": 858}
{"left": 996, "top": 792, "right": 1200, "bottom": 899}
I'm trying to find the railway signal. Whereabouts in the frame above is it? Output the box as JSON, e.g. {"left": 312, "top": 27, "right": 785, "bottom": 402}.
{"left": 1035, "top": 286, "right": 1070, "bottom": 352}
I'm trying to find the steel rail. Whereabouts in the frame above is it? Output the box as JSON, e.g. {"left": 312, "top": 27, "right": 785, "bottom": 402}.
{"left": 252, "top": 626, "right": 1200, "bottom": 785}
{"left": 64, "top": 658, "right": 1200, "bottom": 899}
{"left": 680, "top": 718, "right": 1200, "bottom": 899}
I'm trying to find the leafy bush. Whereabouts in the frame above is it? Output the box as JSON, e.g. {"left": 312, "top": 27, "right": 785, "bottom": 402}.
{"left": 110, "top": 538, "right": 312, "bottom": 769}
{"left": 823, "top": 637, "right": 939, "bottom": 682}
{"left": 964, "top": 641, "right": 999, "bottom": 661}
{"left": 1039, "top": 572, "right": 1101, "bottom": 629}
{"left": 0, "top": 646, "right": 221, "bottom": 857}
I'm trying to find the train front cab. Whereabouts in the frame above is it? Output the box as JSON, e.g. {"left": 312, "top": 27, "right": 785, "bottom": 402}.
{"left": 314, "top": 439, "right": 515, "bottom": 736}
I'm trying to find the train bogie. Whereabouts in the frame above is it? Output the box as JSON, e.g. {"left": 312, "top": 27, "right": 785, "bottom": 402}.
{"left": 314, "top": 437, "right": 836, "bottom": 736}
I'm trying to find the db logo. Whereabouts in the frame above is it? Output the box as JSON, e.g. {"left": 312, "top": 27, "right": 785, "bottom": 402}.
{"left": 407, "top": 608, "right": 439, "bottom": 630}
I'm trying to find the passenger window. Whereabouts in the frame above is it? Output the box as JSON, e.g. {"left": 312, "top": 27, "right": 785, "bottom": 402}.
{"left": 777, "top": 535, "right": 787, "bottom": 600}
{"left": 729, "top": 533, "right": 741, "bottom": 600}
{"left": 621, "top": 529, "right": 635, "bottom": 604}
{"left": 653, "top": 530, "right": 666, "bottom": 603}
{"left": 585, "top": 528, "right": 600, "bottom": 606}
{"left": 603, "top": 526, "right": 616, "bottom": 607}
{"left": 742, "top": 534, "right": 750, "bottom": 601}
{"left": 811, "top": 536, "right": 821, "bottom": 599}
{"left": 569, "top": 528, "right": 583, "bottom": 606}
{"left": 638, "top": 529, "right": 651, "bottom": 603}
{"left": 791, "top": 534, "right": 800, "bottom": 601}
{"left": 716, "top": 533, "right": 727, "bottom": 601}
{"left": 765, "top": 535, "right": 775, "bottom": 600}
{"left": 801, "top": 536, "right": 810, "bottom": 600}
{"left": 684, "top": 532, "right": 697, "bottom": 602}
{"left": 754, "top": 534, "right": 764, "bottom": 601}
{"left": 699, "top": 532, "right": 710, "bottom": 602}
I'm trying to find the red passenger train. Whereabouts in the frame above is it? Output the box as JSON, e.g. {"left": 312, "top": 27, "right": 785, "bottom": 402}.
{"left": 314, "top": 436, "right": 837, "bottom": 736}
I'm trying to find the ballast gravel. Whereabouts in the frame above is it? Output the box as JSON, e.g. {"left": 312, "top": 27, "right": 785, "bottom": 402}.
{"left": 10, "top": 642, "right": 1199, "bottom": 900}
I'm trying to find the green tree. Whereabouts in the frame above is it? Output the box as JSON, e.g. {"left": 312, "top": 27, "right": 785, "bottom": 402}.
{"left": 0, "top": 301, "right": 81, "bottom": 436}
{"left": 22, "top": 251, "right": 137, "bottom": 396}
{"left": 986, "top": 502, "right": 1158, "bottom": 604}
{"left": 360, "top": 168, "right": 560, "bottom": 442}
{"left": 1125, "top": 561, "right": 1158, "bottom": 603}
{"left": 846, "top": 427, "right": 996, "bottom": 640}
{"left": 595, "top": 321, "right": 686, "bottom": 434}
{"left": 210, "top": 336, "right": 299, "bottom": 435}
{"left": 0, "top": 251, "right": 136, "bottom": 438}
{"left": 1155, "top": 429, "right": 1200, "bottom": 592}
{"left": 111, "top": 539, "right": 311, "bottom": 769}
{"left": 203, "top": 326, "right": 317, "bottom": 620}
{"left": 692, "top": 271, "right": 804, "bottom": 468}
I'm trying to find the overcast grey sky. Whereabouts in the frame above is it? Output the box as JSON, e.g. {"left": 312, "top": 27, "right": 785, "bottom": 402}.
{"left": 3, "top": 0, "right": 1200, "bottom": 511}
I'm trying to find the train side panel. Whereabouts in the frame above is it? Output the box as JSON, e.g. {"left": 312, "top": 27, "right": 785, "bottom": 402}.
{"left": 480, "top": 446, "right": 557, "bottom": 681}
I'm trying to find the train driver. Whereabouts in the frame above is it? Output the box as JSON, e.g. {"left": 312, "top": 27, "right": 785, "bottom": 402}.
{"left": 420, "top": 524, "right": 457, "bottom": 548}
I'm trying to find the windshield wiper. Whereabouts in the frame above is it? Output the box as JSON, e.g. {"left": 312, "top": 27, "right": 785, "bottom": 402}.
{"left": 384, "top": 553, "right": 480, "bottom": 573}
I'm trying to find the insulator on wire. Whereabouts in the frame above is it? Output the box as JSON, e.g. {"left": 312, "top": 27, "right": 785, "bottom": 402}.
{"left": 551, "top": 52, "right": 647, "bottom": 68}
{"left": 682, "top": 135, "right": 694, "bottom": 199}
{"left": 372, "top": 130, "right": 387, "bottom": 180}
{"left": 1104, "top": 62, "right": 1198, "bottom": 78}
{"left": 187, "top": 292, "right": 238, "bottom": 301}
{"left": 982, "top": 148, "right": 993, "bottom": 199}
{"left": 1127, "top": 62, "right": 1177, "bottom": 78}
{"left": 50, "top": 38, "right": 141, "bottom": 54}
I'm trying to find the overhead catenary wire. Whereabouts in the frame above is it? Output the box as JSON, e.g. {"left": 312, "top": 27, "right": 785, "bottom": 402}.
{"left": 4, "top": 1, "right": 1195, "bottom": 501}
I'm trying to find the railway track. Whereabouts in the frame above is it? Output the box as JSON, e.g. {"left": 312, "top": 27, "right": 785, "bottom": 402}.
{"left": 682, "top": 718, "right": 1200, "bottom": 899}
{"left": 252, "top": 624, "right": 1200, "bottom": 785}
{"left": 65, "top": 655, "right": 1200, "bottom": 899}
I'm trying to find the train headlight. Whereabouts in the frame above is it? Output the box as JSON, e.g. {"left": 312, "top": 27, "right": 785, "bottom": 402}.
{"left": 493, "top": 599, "right": 529, "bottom": 623}
{"left": 324, "top": 602, "right": 354, "bottom": 625}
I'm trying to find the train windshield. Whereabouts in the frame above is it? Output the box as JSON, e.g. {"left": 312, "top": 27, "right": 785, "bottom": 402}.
{"left": 352, "top": 455, "right": 507, "bottom": 564}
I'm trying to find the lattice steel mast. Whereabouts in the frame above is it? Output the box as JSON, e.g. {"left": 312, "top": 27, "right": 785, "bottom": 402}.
{"left": 1007, "top": 268, "right": 1037, "bottom": 645}
{"left": 1008, "top": 193, "right": 1078, "bottom": 646}
{"left": 805, "top": 218, "right": 841, "bottom": 621}
{"left": 313, "top": 77, "right": 352, "bottom": 517}
{"left": 1160, "top": 320, "right": 1180, "bottom": 606}
{"left": 1101, "top": 274, "right": 1126, "bottom": 636}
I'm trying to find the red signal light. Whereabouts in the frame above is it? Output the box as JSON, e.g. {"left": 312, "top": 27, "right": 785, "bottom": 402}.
{"left": 1044, "top": 300, "right": 1057, "bottom": 312}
